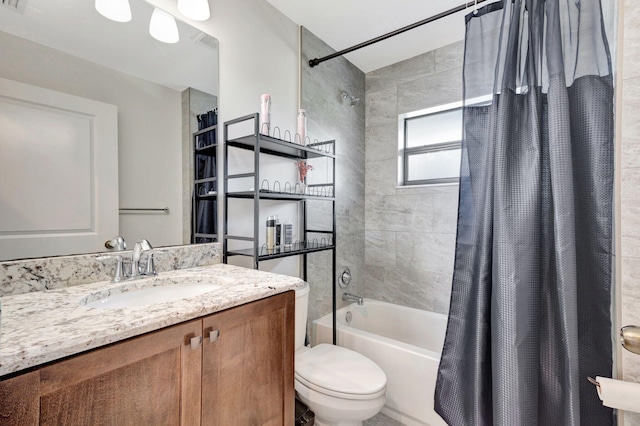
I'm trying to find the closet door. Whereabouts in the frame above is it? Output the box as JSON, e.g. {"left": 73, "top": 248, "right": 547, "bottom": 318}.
{"left": 0, "top": 77, "right": 118, "bottom": 260}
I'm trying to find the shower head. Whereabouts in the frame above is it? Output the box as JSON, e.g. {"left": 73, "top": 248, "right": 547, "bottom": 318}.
{"left": 341, "top": 90, "right": 360, "bottom": 107}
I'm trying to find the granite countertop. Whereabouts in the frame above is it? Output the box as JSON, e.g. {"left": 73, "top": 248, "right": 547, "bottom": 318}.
{"left": 0, "top": 264, "right": 305, "bottom": 378}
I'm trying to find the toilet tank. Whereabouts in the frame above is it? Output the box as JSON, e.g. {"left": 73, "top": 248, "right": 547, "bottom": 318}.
{"left": 295, "top": 283, "right": 310, "bottom": 351}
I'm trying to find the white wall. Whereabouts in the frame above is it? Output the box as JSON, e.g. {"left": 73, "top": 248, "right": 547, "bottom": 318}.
{"left": 147, "top": 0, "right": 301, "bottom": 275}
{"left": 147, "top": 0, "right": 299, "bottom": 134}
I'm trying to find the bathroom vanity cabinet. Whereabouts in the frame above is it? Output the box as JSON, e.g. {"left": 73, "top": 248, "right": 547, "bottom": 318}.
{"left": 0, "top": 291, "right": 295, "bottom": 426}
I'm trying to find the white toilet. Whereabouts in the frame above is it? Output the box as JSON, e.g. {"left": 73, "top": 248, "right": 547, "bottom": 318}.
{"left": 294, "top": 283, "right": 387, "bottom": 426}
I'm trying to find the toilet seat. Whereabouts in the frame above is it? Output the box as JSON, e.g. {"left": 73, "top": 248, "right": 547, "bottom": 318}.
{"left": 295, "top": 344, "right": 386, "bottom": 401}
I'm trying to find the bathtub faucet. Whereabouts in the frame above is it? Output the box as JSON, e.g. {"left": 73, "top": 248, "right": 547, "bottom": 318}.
{"left": 342, "top": 292, "right": 364, "bottom": 305}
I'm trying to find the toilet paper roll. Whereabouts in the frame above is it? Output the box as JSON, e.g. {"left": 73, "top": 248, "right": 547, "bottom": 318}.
{"left": 595, "top": 376, "right": 640, "bottom": 413}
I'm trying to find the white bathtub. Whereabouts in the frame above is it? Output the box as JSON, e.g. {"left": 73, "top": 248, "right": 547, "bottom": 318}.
{"left": 312, "top": 300, "right": 448, "bottom": 426}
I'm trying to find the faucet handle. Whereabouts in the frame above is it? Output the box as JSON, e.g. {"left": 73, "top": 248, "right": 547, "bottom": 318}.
{"left": 131, "top": 239, "right": 154, "bottom": 276}
{"left": 96, "top": 255, "right": 129, "bottom": 282}
{"left": 144, "top": 252, "right": 157, "bottom": 276}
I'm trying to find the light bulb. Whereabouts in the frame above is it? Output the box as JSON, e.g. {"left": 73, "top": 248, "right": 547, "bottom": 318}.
{"left": 149, "top": 8, "right": 180, "bottom": 44}
{"left": 178, "top": 0, "right": 210, "bottom": 21}
{"left": 95, "top": 0, "right": 132, "bottom": 23}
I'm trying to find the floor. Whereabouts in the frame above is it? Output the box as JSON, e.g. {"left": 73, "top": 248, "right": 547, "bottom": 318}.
{"left": 364, "top": 413, "right": 405, "bottom": 426}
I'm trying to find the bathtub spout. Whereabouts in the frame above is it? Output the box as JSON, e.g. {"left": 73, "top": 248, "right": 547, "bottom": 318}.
{"left": 342, "top": 292, "right": 364, "bottom": 305}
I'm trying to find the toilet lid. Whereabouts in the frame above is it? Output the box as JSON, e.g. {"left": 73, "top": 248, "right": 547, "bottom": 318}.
{"left": 295, "top": 344, "right": 386, "bottom": 399}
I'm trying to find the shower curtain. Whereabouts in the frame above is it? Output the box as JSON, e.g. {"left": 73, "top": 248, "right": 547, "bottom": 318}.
{"left": 434, "top": 0, "right": 614, "bottom": 425}
{"left": 195, "top": 109, "right": 217, "bottom": 242}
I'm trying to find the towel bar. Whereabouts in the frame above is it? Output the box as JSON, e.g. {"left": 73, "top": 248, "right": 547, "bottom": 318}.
{"left": 119, "top": 207, "right": 169, "bottom": 214}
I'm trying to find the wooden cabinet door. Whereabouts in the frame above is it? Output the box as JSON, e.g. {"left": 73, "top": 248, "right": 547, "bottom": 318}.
{"left": 0, "top": 371, "right": 40, "bottom": 425}
{"left": 0, "top": 319, "right": 202, "bottom": 426}
{"left": 201, "top": 292, "right": 295, "bottom": 426}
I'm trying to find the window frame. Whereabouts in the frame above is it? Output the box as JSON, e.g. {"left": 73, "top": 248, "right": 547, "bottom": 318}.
{"left": 397, "top": 100, "right": 464, "bottom": 187}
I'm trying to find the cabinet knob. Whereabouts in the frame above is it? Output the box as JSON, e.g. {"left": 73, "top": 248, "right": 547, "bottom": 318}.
{"left": 209, "top": 329, "right": 220, "bottom": 343}
{"left": 190, "top": 335, "right": 203, "bottom": 350}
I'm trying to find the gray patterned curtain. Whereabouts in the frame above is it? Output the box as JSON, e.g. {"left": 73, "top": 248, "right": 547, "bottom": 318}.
{"left": 434, "top": 0, "right": 615, "bottom": 425}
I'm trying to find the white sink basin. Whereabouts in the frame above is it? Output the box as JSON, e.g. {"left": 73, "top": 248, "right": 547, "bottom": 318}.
{"left": 82, "top": 282, "right": 222, "bottom": 309}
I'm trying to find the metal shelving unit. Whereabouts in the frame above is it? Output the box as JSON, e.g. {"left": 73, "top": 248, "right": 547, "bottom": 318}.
{"left": 223, "top": 113, "right": 336, "bottom": 314}
{"left": 191, "top": 122, "right": 218, "bottom": 243}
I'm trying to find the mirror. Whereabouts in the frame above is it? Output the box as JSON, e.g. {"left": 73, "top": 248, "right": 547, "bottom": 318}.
{"left": 0, "top": 0, "right": 219, "bottom": 261}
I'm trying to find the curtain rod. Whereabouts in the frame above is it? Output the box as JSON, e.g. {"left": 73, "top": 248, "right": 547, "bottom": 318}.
{"left": 308, "top": 0, "right": 491, "bottom": 68}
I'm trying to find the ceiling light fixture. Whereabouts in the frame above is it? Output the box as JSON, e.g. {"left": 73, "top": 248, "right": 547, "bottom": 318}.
{"left": 95, "top": 0, "right": 132, "bottom": 23}
{"left": 149, "top": 8, "right": 180, "bottom": 44}
{"left": 177, "top": 0, "right": 210, "bottom": 21}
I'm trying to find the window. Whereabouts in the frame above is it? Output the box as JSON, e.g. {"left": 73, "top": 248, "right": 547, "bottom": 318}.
{"left": 398, "top": 102, "right": 463, "bottom": 186}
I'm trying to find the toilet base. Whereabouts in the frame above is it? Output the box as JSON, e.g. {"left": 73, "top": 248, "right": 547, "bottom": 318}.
{"left": 295, "top": 382, "right": 385, "bottom": 426}
{"left": 315, "top": 420, "right": 362, "bottom": 426}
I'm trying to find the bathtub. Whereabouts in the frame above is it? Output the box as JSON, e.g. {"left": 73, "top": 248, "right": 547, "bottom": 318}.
{"left": 312, "top": 300, "right": 448, "bottom": 426}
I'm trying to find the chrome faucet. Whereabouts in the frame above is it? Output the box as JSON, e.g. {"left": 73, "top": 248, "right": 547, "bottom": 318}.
{"left": 99, "top": 239, "right": 156, "bottom": 282}
{"left": 131, "top": 239, "right": 154, "bottom": 278}
{"left": 342, "top": 292, "right": 364, "bottom": 305}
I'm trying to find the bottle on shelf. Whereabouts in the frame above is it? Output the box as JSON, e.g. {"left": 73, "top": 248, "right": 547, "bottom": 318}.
{"left": 283, "top": 218, "right": 293, "bottom": 250}
{"left": 275, "top": 215, "right": 281, "bottom": 250}
{"left": 266, "top": 215, "right": 276, "bottom": 253}
{"left": 260, "top": 94, "right": 271, "bottom": 135}
{"left": 296, "top": 109, "right": 307, "bottom": 145}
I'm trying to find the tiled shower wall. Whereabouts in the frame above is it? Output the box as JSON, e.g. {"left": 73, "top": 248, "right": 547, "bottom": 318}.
{"left": 621, "top": 1, "right": 640, "bottom": 425}
{"left": 363, "top": 42, "right": 464, "bottom": 314}
{"left": 300, "top": 28, "right": 366, "bottom": 324}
